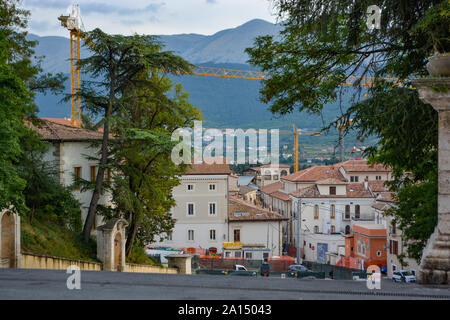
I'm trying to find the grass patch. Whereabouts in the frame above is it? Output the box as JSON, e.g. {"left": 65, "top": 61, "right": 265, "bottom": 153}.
{"left": 126, "top": 245, "right": 162, "bottom": 267}
{"left": 21, "top": 218, "right": 98, "bottom": 262}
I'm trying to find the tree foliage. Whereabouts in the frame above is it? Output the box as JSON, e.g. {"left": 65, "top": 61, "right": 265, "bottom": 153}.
{"left": 78, "top": 28, "right": 193, "bottom": 242}
{"left": 0, "top": 0, "right": 67, "bottom": 215}
{"left": 106, "top": 74, "right": 201, "bottom": 256}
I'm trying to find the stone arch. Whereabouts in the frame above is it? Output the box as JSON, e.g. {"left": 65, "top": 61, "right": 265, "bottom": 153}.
{"left": 97, "top": 218, "right": 128, "bottom": 272}
{"left": 0, "top": 210, "right": 21, "bottom": 268}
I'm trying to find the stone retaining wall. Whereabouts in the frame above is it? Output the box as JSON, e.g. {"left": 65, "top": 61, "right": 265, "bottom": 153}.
{"left": 21, "top": 252, "right": 102, "bottom": 271}
{"left": 125, "top": 263, "right": 178, "bottom": 274}
{"left": 20, "top": 253, "right": 178, "bottom": 274}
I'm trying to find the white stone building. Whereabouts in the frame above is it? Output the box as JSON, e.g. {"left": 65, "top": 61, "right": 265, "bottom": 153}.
{"left": 259, "top": 159, "right": 393, "bottom": 263}
{"left": 227, "top": 198, "right": 287, "bottom": 259}
{"left": 28, "top": 119, "right": 112, "bottom": 232}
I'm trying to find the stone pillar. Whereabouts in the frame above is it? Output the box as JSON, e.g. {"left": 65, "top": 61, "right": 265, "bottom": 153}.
{"left": 166, "top": 254, "right": 193, "bottom": 274}
{"left": 0, "top": 210, "right": 21, "bottom": 268}
{"left": 96, "top": 218, "right": 128, "bottom": 272}
{"left": 412, "top": 78, "right": 450, "bottom": 284}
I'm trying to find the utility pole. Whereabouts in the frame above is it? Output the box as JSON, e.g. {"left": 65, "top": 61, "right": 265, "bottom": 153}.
{"left": 296, "top": 199, "right": 302, "bottom": 264}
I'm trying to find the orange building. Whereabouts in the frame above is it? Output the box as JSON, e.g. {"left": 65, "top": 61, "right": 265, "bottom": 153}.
{"left": 336, "top": 223, "right": 387, "bottom": 270}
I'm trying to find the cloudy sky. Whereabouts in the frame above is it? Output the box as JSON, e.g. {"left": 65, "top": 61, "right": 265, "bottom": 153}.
{"left": 23, "top": 0, "right": 278, "bottom": 37}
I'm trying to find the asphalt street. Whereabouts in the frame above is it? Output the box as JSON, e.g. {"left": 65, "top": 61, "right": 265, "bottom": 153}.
{"left": 0, "top": 268, "right": 449, "bottom": 300}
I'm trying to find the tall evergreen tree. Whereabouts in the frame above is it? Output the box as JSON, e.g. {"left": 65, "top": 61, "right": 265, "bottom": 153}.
{"left": 78, "top": 29, "right": 193, "bottom": 243}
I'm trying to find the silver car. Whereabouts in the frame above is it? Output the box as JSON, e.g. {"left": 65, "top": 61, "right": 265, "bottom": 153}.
{"left": 392, "top": 270, "right": 416, "bottom": 283}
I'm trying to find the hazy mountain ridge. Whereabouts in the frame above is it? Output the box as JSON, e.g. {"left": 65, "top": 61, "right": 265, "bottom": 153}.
{"left": 30, "top": 19, "right": 368, "bottom": 152}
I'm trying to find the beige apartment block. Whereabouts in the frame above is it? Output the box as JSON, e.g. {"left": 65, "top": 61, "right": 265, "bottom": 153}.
{"left": 157, "top": 162, "right": 231, "bottom": 253}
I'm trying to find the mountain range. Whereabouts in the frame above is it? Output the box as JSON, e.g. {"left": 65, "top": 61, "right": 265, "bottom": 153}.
{"left": 30, "top": 19, "right": 368, "bottom": 153}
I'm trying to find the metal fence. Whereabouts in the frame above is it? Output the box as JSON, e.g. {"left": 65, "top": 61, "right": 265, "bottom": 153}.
{"left": 302, "top": 261, "right": 367, "bottom": 280}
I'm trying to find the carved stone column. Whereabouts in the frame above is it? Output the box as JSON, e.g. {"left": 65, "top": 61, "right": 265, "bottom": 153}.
{"left": 412, "top": 78, "right": 450, "bottom": 284}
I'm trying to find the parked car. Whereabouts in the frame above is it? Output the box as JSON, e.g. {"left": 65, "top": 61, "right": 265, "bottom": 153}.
{"left": 287, "top": 264, "right": 311, "bottom": 276}
{"left": 392, "top": 270, "right": 416, "bottom": 283}
{"left": 234, "top": 264, "right": 248, "bottom": 271}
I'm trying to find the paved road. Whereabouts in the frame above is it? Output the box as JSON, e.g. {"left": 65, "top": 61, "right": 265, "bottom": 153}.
{"left": 0, "top": 268, "right": 449, "bottom": 300}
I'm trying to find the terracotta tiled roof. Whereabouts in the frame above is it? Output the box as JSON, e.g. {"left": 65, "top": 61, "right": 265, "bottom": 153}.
{"left": 186, "top": 160, "right": 231, "bottom": 175}
{"left": 368, "top": 180, "right": 391, "bottom": 193}
{"left": 340, "top": 159, "right": 391, "bottom": 172}
{"left": 260, "top": 181, "right": 284, "bottom": 194}
{"left": 290, "top": 185, "right": 320, "bottom": 198}
{"left": 229, "top": 198, "right": 288, "bottom": 222}
{"left": 239, "top": 185, "right": 256, "bottom": 195}
{"left": 290, "top": 183, "right": 374, "bottom": 198}
{"left": 27, "top": 119, "right": 104, "bottom": 142}
{"left": 377, "top": 192, "right": 396, "bottom": 203}
{"left": 372, "top": 203, "right": 390, "bottom": 211}
{"left": 345, "top": 183, "right": 373, "bottom": 198}
{"left": 271, "top": 191, "right": 291, "bottom": 201}
{"left": 41, "top": 118, "right": 80, "bottom": 127}
{"left": 282, "top": 165, "right": 346, "bottom": 183}
{"left": 316, "top": 178, "right": 348, "bottom": 185}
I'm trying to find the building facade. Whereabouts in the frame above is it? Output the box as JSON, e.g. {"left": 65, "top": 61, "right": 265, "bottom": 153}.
{"left": 28, "top": 119, "right": 112, "bottom": 231}
{"left": 157, "top": 162, "right": 231, "bottom": 253}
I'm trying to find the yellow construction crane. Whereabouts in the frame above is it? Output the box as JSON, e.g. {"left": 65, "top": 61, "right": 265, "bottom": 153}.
{"left": 58, "top": 5, "right": 402, "bottom": 128}
{"left": 279, "top": 125, "right": 321, "bottom": 173}
{"left": 58, "top": 5, "right": 83, "bottom": 127}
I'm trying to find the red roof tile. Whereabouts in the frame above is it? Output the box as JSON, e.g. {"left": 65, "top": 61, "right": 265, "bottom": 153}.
{"left": 282, "top": 165, "right": 346, "bottom": 183}
{"left": 229, "top": 198, "right": 288, "bottom": 221}
{"left": 340, "top": 159, "right": 391, "bottom": 172}
{"left": 260, "top": 181, "right": 284, "bottom": 194}
{"left": 27, "top": 119, "right": 104, "bottom": 142}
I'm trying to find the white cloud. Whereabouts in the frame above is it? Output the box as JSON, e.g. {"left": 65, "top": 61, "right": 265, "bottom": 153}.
{"left": 23, "top": 0, "right": 277, "bottom": 37}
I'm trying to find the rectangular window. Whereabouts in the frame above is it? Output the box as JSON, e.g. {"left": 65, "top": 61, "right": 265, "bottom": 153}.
{"left": 209, "top": 203, "right": 216, "bottom": 215}
{"left": 355, "top": 205, "right": 360, "bottom": 219}
{"left": 167, "top": 233, "right": 172, "bottom": 241}
{"left": 390, "top": 240, "right": 399, "bottom": 255}
{"left": 245, "top": 252, "right": 252, "bottom": 259}
{"left": 263, "top": 252, "right": 269, "bottom": 259}
{"left": 73, "top": 166, "right": 82, "bottom": 189}
{"left": 187, "top": 203, "right": 195, "bottom": 216}
{"left": 233, "top": 229, "right": 240, "bottom": 242}
{"left": 235, "top": 251, "right": 242, "bottom": 258}
{"left": 90, "top": 166, "right": 96, "bottom": 182}
{"left": 329, "top": 186, "right": 336, "bottom": 195}
{"left": 209, "top": 184, "right": 216, "bottom": 191}
{"left": 187, "top": 184, "right": 194, "bottom": 191}
{"left": 345, "top": 205, "right": 351, "bottom": 220}
{"left": 331, "top": 204, "right": 335, "bottom": 219}
{"left": 314, "top": 205, "right": 319, "bottom": 219}
{"left": 209, "top": 229, "right": 216, "bottom": 240}
{"left": 188, "top": 230, "right": 194, "bottom": 241}
{"left": 350, "top": 176, "right": 359, "bottom": 182}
